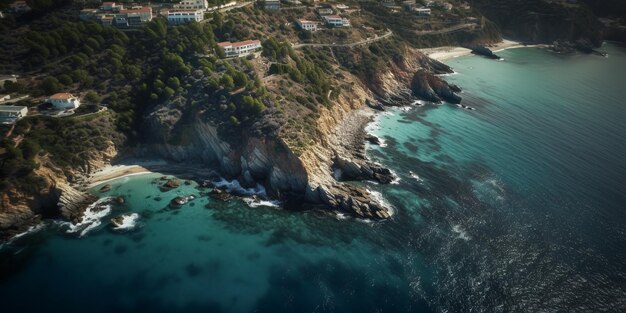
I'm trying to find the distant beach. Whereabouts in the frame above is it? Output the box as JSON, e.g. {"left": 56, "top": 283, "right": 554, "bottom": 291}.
{"left": 421, "top": 39, "right": 548, "bottom": 61}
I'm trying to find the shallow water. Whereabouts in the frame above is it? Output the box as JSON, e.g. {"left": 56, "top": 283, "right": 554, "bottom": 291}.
{"left": 1, "top": 43, "right": 625, "bottom": 312}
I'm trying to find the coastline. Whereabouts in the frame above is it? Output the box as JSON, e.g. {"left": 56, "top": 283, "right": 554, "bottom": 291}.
{"left": 421, "top": 39, "right": 549, "bottom": 62}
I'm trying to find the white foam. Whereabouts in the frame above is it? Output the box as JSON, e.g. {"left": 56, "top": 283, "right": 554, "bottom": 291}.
{"left": 211, "top": 178, "right": 267, "bottom": 197}
{"left": 366, "top": 189, "right": 395, "bottom": 217}
{"left": 0, "top": 223, "right": 46, "bottom": 250}
{"left": 335, "top": 213, "right": 349, "bottom": 220}
{"left": 452, "top": 225, "right": 471, "bottom": 241}
{"left": 111, "top": 213, "right": 140, "bottom": 231}
{"left": 390, "top": 169, "right": 401, "bottom": 185}
{"left": 243, "top": 198, "right": 281, "bottom": 208}
{"left": 66, "top": 197, "right": 112, "bottom": 237}
{"left": 409, "top": 171, "right": 422, "bottom": 181}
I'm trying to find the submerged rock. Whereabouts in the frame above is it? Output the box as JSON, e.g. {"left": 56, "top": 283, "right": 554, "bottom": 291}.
{"left": 99, "top": 184, "right": 112, "bottom": 193}
{"left": 164, "top": 179, "right": 181, "bottom": 189}
{"left": 115, "top": 196, "right": 125, "bottom": 204}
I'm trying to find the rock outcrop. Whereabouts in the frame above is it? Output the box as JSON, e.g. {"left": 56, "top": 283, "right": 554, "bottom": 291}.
{"left": 471, "top": 46, "right": 501, "bottom": 59}
{"left": 410, "top": 70, "right": 462, "bottom": 104}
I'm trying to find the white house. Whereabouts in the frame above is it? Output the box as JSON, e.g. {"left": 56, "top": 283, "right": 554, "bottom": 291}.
{"left": 218, "top": 40, "right": 262, "bottom": 57}
{"left": 323, "top": 15, "right": 350, "bottom": 27}
{"left": 414, "top": 7, "right": 431, "bottom": 15}
{"left": 296, "top": 19, "right": 318, "bottom": 32}
{"left": 174, "top": 0, "right": 209, "bottom": 11}
{"left": 167, "top": 10, "right": 204, "bottom": 24}
{"left": 45, "top": 93, "right": 81, "bottom": 110}
{"left": 0, "top": 106, "right": 28, "bottom": 124}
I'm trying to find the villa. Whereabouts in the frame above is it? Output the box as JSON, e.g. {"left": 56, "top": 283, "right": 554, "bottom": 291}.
{"left": 167, "top": 9, "right": 204, "bottom": 24}
{"left": 323, "top": 15, "right": 350, "bottom": 27}
{"left": 218, "top": 40, "right": 262, "bottom": 57}
{"left": 296, "top": 19, "right": 319, "bottom": 32}
{"left": 45, "top": 93, "right": 81, "bottom": 110}
{"left": 0, "top": 105, "right": 28, "bottom": 124}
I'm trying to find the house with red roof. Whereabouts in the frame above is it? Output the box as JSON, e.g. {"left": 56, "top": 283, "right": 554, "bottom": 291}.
{"left": 45, "top": 93, "right": 81, "bottom": 110}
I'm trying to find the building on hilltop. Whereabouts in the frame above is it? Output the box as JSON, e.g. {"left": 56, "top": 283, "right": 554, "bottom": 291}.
{"left": 316, "top": 7, "right": 333, "bottom": 15}
{"left": 100, "top": 2, "right": 122, "bottom": 12}
{"left": 174, "top": 0, "right": 209, "bottom": 11}
{"left": 167, "top": 9, "right": 204, "bottom": 24}
{"left": 218, "top": 40, "right": 262, "bottom": 57}
{"left": 263, "top": 0, "right": 280, "bottom": 11}
{"left": 45, "top": 93, "right": 81, "bottom": 110}
{"left": 323, "top": 15, "right": 350, "bottom": 27}
{"left": 0, "top": 106, "right": 28, "bottom": 125}
{"left": 120, "top": 6, "right": 153, "bottom": 25}
{"left": 296, "top": 19, "right": 318, "bottom": 32}
{"left": 414, "top": 7, "right": 431, "bottom": 15}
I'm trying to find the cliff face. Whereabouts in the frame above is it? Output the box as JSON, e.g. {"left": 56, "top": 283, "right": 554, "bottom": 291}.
{"left": 135, "top": 46, "right": 462, "bottom": 220}
{"left": 471, "top": 0, "right": 604, "bottom": 46}
{"left": 0, "top": 150, "right": 115, "bottom": 240}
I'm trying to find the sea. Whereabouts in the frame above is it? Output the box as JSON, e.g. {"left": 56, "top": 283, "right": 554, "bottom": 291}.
{"left": 1, "top": 42, "right": 625, "bottom": 312}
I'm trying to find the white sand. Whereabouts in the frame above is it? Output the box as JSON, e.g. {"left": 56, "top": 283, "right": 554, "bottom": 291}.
{"left": 421, "top": 39, "right": 548, "bottom": 62}
{"left": 87, "top": 160, "right": 168, "bottom": 188}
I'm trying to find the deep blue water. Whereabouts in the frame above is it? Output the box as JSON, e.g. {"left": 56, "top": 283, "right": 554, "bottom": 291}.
{"left": 1, "top": 43, "right": 625, "bottom": 312}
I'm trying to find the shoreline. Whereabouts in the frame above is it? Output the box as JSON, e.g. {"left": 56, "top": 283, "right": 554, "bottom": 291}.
{"left": 421, "top": 39, "right": 549, "bottom": 62}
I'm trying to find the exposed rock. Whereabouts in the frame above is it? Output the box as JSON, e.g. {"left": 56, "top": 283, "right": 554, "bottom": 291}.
{"left": 411, "top": 70, "right": 462, "bottom": 104}
{"left": 471, "top": 46, "right": 501, "bottom": 59}
{"left": 164, "top": 179, "right": 181, "bottom": 189}
{"left": 110, "top": 216, "right": 124, "bottom": 228}
{"left": 209, "top": 188, "right": 232, "bottom": 201}
{"left": 99, "top": 184, "right": 112, "bottom": 193}
{"left": 365, "top": 134, "right": 381, "bottom": 145}
{"left": 115, "top": 196, "right": 125, "bottom": 205}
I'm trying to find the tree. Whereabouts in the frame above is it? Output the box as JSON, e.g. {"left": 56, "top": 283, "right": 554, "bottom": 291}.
{"left": 84, "top": 91, "right": 101, "bottom": 104}
{"left": 220, "top": 74, "right": 234, "bottom": 91}
{"left": 40, "top": 77, "right": 62, "bottom": 95}
{"left": 167, "top": 77, "right": 181, "bottom": 90}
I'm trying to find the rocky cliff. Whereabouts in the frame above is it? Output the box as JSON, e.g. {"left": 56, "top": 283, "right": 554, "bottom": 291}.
{"left": 471, "top": 0, "right": 604, "bottom": 46}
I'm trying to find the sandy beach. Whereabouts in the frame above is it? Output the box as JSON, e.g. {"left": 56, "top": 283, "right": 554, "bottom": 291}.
{"left": 87, "top": 163, "right": 157, "bottom": 188}
{"left": 421, "top": 39, "right": 548, "bottom": 62}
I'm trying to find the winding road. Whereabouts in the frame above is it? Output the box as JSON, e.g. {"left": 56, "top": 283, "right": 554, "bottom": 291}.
{"left": 293, "top": 30, "right": 393, "bottom": 49}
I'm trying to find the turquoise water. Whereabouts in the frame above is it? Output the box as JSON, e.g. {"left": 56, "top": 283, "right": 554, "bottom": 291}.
{"left": 1, "top": 43, "right": 626, "bottom": 312}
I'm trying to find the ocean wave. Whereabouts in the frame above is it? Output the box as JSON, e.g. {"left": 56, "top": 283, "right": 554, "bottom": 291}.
{"left": 66, "top": 197, "right": 113, "bottom": 237}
